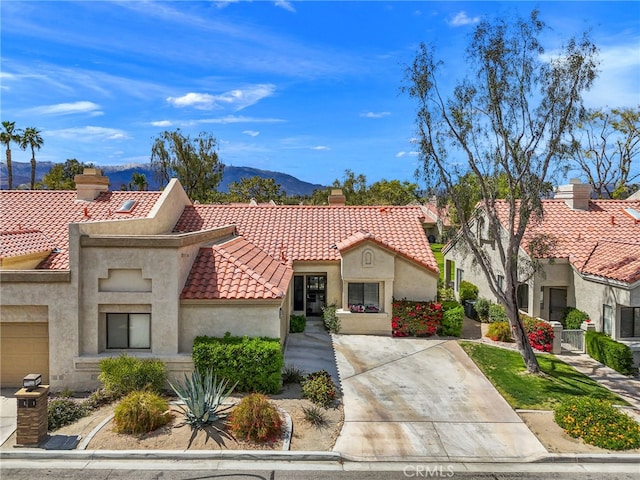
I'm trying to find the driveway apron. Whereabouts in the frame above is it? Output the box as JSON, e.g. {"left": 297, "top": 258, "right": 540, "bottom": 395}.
{"left": 332, "top": 336, "right": 547, "bottom": 461}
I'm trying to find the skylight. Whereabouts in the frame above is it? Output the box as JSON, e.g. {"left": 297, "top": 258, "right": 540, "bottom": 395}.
{"left": 623, "top": 208, "right": 640, "bottom": 222}
{"left": 116, "top": 199, "right": 137, "bottom": 213}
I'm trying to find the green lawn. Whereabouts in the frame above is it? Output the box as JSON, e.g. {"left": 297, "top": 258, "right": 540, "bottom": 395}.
{"left": 459, "top": 341, "right": 627, "bottom": 410}
{"left": 430, "top": 243, "right": 444, "bottom": 282}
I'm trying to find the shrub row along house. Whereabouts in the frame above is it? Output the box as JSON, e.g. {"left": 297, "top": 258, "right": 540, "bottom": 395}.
{"left": 0, "top": 169, "right": 438, "bottom": 390}
{"left": 443, "top": 180, "right": 640, "bottom": 367}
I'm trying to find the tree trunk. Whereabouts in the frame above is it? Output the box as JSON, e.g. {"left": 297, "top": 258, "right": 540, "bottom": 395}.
{"left": 511, "top": 316, "right": 541, "bottom": 373}
{"left": 6, "top": 149, "right": 12, "bottom": 190}
{"left": 30, "top": 156, "right": 36, "bottom": 190}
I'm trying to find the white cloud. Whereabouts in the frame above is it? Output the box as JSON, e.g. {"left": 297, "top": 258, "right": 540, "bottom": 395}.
{"left": 167, "top": 84, "right": 276, "bottom": 111}
{"left": 243, "top": 130, "right": 260, "bottom": 137}
{"left": 46, "top": 126, "right": 129, "bottom": 141}
{"left": 311, "top": 145, "right": 330, "bottom": 151}
{"left": 361, "top": 111, "right": 391, "bottom": 119}
{"left": 197, "top": 115, "right": 285, "bottom": 125}
{"left": 449, "top": 11, "right": 480, "bottom": 27}
{"left": 396, "top": 151, "right": 407, "bottom": 158}
{"left": 150, "top": 120, "right": 173, "bottom": 127}
{"left": 26, "top": 101, "right": 102, "bottom": 116}
{"left": 274, "top": 1, "right": 296, "bottom": 13}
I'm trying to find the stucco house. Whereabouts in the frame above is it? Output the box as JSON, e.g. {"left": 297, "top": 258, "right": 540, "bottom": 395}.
{"left": 443, "top": 180, "right": 640, "bottom": 365}
{"left": 0, "top": 169, "right": 438, "bottom": 390}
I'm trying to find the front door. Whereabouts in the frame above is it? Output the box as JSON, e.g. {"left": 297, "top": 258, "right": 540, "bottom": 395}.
{"left": 549, "top": 288, "right": 567, "bottom": 322}
{"left": 293, "top": 274, "right": 327, "bottom": 317}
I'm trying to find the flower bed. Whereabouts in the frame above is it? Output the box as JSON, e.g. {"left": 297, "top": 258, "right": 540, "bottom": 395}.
{"left": 521, "top": 314, "right": 554, "bottom": 352}
{"left": 392, "top": 300, "right": 442, "bottom": 337}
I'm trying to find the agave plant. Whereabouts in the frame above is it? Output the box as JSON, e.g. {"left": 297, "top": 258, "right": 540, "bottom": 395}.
{"left": 169, "top": 367, "right": 237, "bottom": 429}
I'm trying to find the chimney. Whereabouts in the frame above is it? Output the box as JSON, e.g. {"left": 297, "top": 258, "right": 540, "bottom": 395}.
{"left": 328, "top": 189, "right": 346, "bottom": 206}
{"left": 75, "top": 168, "right": 109, "bottom": 201}
{"left": 554, "top": 179, "right": 591, "bottom": 211}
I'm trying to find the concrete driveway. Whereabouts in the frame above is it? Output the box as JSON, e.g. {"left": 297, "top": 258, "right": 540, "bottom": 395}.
{"left": 332, "top": 336, "right": 547, "bottom": 462}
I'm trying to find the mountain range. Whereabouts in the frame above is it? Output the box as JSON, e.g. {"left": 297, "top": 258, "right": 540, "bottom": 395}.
{"left": 0, "top": 161, "right": 327, "bottom": 196}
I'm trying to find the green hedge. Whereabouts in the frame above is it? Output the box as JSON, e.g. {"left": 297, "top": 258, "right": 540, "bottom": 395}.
{"left": 192, "top": 333, "right": 283, "bottom": 393}
{"left": 98, "top": 355, "right": 167, "bottom": 397}
{"left": 440, "top": 303, "right": 464, "bottom": 337}
{"left": 563, "top": 307, "right": 589, "bottom": 329}
{"left": 585, "top": 331, "right": 636, "bottom": 376}
{"left": 458, "top": 280, "right": 479, "bottom": 303}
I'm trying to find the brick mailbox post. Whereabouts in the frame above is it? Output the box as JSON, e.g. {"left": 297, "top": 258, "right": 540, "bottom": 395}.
{"left": 15, "top": 374, "right": 49, "bottom": 446}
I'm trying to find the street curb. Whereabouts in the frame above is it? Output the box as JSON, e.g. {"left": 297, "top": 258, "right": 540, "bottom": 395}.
{"left": 533, "top": 453, "right": 640, "bottom": 464}
{"left": 0, "top": 449, "right": 343, "bottom": 462}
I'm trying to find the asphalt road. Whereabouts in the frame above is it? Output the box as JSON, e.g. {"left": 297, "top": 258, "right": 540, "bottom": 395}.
{"left": 1, "top": 465, "right": 639, "bottom": 480}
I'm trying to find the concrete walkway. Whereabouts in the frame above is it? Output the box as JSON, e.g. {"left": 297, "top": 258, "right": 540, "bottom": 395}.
{"left": 331, "top": 336, "right": 547, "bottom": 462}
{"left": 0, "top": 389, "right": 17, "bottom": 447}
{"left": 283, "top": 317, "right": 340, "bottom": 385}
{"left": 558, "top": 350, "right": 640, "bottom": 410}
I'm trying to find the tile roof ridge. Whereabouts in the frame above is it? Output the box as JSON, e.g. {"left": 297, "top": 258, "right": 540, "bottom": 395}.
{"left": 0, "top": 228, "right": 43, "bottom": 235}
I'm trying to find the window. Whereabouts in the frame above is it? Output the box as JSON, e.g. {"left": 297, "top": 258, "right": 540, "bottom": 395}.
{"left": 497, "top": 275, "right": 504, "bottom": 291}
{"left": 455, "top": 269, "right": 464, "bottom": 291}
{"left": 107, "top": 313, "right": 150, "bottom": 349}
{"left": 603, "top": 305, "right": 613, "bottom": 336}
{"left": 293, "top": 276, "right": 304, "bottom": 311}
{"left": 620, "top": 307, "right": 640, "bottom": 338}
{"left": 348, "top": 283, "right": 380, "bottom": 313}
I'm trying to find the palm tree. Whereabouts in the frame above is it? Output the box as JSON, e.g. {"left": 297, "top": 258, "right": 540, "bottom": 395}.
{"left": 130, "top": 172, "right": 148, "bottom": 191}
{"left": 19, "top": 127, "right": 44, "bottom": 189}
{"left": 1, "top": 121, "right": 21, "bottom": 189}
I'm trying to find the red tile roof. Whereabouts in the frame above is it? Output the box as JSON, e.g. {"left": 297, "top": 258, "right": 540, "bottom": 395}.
{"left": 494, "top": 199, "right": 640, "bottom": 284}
{"left": 0, "top": 229, "right": 57, "bottom": 261}
{"left": 181, "top": 236, "right": 293, "bottom": 300}
{"left": 174, "top": 204, "right": 438, "bottom": 274}
{"left": 421, "top": 202, "right": 452, "bottom": 227}
{"left": 0, "top": 190, "right": 162, "bottom": 269}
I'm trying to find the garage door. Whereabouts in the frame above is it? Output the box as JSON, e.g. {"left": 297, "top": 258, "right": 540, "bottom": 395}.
{"left": 0, "top": 323, "right": 49, "bottom": 387}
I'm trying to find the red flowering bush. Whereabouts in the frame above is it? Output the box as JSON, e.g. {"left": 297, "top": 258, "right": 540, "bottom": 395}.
{"left": 392, "top": 300, "right": 442, "bottom": 337}
{"left": 522, "top": 315, "right": 554, "bottom": 352}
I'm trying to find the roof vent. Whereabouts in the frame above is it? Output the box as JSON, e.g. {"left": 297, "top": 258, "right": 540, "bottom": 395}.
{"left": 116, "top": 199, "right": 137, "bottom": 213}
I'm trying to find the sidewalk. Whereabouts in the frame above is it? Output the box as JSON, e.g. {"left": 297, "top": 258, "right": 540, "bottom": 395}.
{"left": 557, "top": 350, "right": 640, "bottom": 410}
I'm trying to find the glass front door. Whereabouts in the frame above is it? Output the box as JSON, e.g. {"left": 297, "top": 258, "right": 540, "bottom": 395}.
{"left": 293, "top": 274, "right": 327, "bottom": 316}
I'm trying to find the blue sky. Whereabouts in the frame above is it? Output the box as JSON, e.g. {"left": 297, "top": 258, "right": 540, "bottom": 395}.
{"left": 1, "top": 1, "right": 639, "bottom": 187}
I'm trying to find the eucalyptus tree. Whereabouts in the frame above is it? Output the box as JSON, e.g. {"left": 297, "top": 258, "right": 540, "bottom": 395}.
{"left": 150, "top": 129, "right": 224, "bottom": 203}
{"left": 571, "top": 107, "right": 640, "bottom": 199}
{"left": 19, "top": 127, "right": 44, "bottom": 189}
{"left": 1, "top": 121, "right": 21, "bottom": 189}
{"left": 404, "top": 10, "right": 598, "bottom": 373}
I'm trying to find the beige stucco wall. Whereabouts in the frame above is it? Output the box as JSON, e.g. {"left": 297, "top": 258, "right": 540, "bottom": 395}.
{"left": 290, "top": 261, "right": 341, "bottom": 315}
{"left": 179, "top": 301, "right": 283, "bottom": 352}
{"left": 394, "top": 256, "right": 438, "bottom": 302}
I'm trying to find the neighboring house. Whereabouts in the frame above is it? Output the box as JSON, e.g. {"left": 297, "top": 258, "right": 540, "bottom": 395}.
{"left": 0, "top": 170, "right": 438, "bottom": 390}
{"left": 419, "top": 202, "right": 454, "bottom": 243}
{"left": 443, "top": 180, "right": 640, "bottom": 366}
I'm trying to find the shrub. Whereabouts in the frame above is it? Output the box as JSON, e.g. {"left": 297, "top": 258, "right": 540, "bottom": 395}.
{"left": 302, "top": 405, "right": 327, "bottom": 427}
{"left": 322, "top": 304, "right": 341, "bottom": 334}
{"left": 282, "top": 364, "right": 305, "bottom": 385}
{"left": 458, "top": 280, "right": 479, "bottom": 303}
{"left": 169, "top": 367, "right": 236, "bottom": 429}
{"left": 48, "top": 398, "right": 87, "bottom": 431}
{"left": 522, "top": 317, "right": 554, "bottom": 352}
{"left": 437, "top": 286, "right": 455, "bottom": 302}
{"left": 486, "top": 321, "right": 513, "bottom": 342}
{"left": 585, "top": 331, "right": 636, "bottom": 375}
{"left": 289, "top": 314, "right": 307, "bottom": 333}
{"left": 563, "top": 307, "right": 590, "bottom": 329}
{"left": 392, "top": 300, "right": 442, "bottom": 337}
{"left": 554, "top": 397, "right": 640, "bottom": 450}
{"left": 301, "top": 370, "right": 338, "bottom": 408}
{"left": 439, "top": 303, "right": 464, "bottom": 337}
{"left": 98, "top": 354, "right": 167, "bottom": 397}
{"left": 84, "top": 388, "right": 117, "bottom": 411}
{"left": 488, "top": 303, "right": 508, "bottom": 323}
{"left": 474, "top": 298, "right": 491, "bottom": 322}
{"left": 192, "top": 333, "right": 283, "bottom": 394}
{"left": 228, "top": 393, "right": 283, "bottom": 443}
{"left": 113, "top": 391, "right": 172, "bottom": 435}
